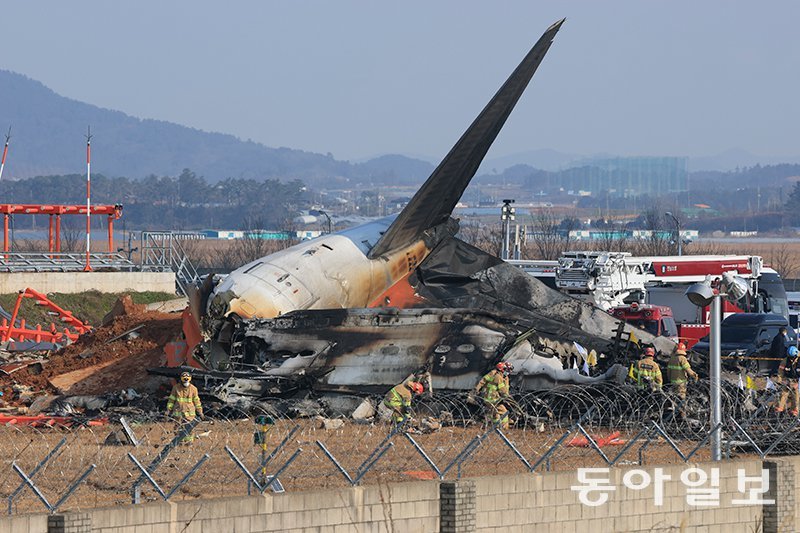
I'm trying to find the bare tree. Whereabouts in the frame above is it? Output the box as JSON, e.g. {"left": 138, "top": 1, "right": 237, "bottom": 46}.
{"left": 629, "top": 203, "right": 672, "bottom": 256}
{"left": 60, "top": 218, "right": 83, "bottom": 253}
{"left": 529, "top": 209, "right": 571, "bottom": 260}
{"left": 765, "top": 245, "right": 799, "bottom": 281}
{"left": 456, "top": 220, "right": 502, "bottom": 257}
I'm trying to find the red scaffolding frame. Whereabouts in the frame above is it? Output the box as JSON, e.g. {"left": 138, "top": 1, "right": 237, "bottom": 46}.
{"left": 0, "top": 203, "right": 123, "bottom": 253}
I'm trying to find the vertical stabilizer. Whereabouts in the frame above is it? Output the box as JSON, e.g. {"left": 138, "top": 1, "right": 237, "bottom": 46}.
{"left": 368, "top": 19, "right": 564, "bottom": 259}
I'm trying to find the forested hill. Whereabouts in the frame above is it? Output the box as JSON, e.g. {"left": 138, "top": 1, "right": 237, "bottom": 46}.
{"left": 0, "top": 69, "right": 435, "bottom": 184}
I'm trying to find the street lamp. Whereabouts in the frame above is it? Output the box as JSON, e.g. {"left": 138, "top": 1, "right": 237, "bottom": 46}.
{"left": 685, "top": 272, "right": 751, "bottom": 461}
{"left": 665, "top": 211, "right": 681, "bottom": 256}
{"left": 318, "top": 210, "right": 332, "bottom": 234}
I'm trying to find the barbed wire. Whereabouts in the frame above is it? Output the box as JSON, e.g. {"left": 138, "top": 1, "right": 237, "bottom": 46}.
{"left": 1, "top": 380, "right": 798, "bottom": 515}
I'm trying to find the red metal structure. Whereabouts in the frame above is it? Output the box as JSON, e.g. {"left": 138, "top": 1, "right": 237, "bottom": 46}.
{"left": 1, "top": 287, "right": 92, "bottom": 344}
{"left": 0, "top": 203, "right": 122, "bottom": 254}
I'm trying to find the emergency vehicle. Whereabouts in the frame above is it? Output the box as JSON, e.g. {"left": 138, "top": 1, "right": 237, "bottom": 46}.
{"left": 511, "top": 252, "right": 789, "bottom": 348}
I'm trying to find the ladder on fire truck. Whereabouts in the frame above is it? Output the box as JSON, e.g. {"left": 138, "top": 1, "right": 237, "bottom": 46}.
{"left": 510, "top": 252, "right": 764, "bottom": 311}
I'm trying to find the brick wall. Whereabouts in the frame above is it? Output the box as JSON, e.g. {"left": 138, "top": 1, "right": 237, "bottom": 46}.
{"left": 441, "top": 480, "right": 476, "bottom": 532}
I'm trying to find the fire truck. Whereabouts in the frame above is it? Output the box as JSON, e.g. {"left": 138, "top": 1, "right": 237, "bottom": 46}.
{"left": 511, "top": 252, "right": 789, "bottom": 348}
{"left": 607, "top": 302, "right": 678, "bottom": 342}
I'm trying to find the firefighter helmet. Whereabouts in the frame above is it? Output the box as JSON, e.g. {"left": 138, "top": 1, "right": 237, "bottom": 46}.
{"left": 643, "top": 347, "right": 655, "bottom": 357}
{"left": 180, "top": 371, "right": 191, "bottom": 383}
{"left": 408, "top": 381, "right": 424, "bottom": 394}
{"left": 495, "top": 361, "right": 514, "bottom": 372}
{"left": 676, "top": 343, "right": 687, "bottom": 355}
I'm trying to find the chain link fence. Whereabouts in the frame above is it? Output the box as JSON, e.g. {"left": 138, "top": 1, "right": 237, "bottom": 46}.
{"left": 1, "top": 379, "right": 798, "bottom": 515}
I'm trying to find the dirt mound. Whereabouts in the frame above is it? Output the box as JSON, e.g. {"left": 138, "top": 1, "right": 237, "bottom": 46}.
{"left": 1, "top": 307, "right": 182, "bottom": 402}
{"left": 101, "top": 294, "right": 147, "bottom": 326}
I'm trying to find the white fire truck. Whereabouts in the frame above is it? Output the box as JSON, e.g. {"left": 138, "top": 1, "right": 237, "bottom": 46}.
{"left": 510, "top": 252, "right": 789, "bottom": 348}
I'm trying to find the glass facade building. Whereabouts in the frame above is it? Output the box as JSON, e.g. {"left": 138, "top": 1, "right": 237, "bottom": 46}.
{"left": 557, "top": 156, "right": 688, "bottom": 198}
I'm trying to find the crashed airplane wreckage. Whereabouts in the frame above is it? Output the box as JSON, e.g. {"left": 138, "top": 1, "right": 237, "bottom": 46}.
{"left": 154, "top": 19, "right": 678, "bottom": 400}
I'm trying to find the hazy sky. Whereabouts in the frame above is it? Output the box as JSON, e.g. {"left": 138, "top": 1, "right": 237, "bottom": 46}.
{"left": 3, "top": 1, "right": 799, "bottom": 162}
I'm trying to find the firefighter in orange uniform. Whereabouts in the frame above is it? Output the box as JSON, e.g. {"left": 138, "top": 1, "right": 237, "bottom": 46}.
{"left": 166, "top": 371, "right": 204, "bottom": 442}
{"left": 776, "top": 346, "right": 800, "bottom": 416}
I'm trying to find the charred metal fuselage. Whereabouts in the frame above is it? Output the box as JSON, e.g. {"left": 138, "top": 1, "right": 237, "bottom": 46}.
{"left": 225, "top": 308, "right": 515, "bottom": 394}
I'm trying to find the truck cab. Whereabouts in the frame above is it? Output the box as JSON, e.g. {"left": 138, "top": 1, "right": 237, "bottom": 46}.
{"left": 608, "top": 303, "right": 679, "bottom": 342}
{"left": 692, "top": 313, "right": 796, "bottom": 374}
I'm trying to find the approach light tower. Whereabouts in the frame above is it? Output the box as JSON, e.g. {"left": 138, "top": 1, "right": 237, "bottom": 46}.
{"left": 501, "top": 199, "right": 515, "bottom": 260}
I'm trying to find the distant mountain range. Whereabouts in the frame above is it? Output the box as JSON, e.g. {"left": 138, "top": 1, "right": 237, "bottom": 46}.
{"left": 0, "top": 68, "right": 798, "bottom": 184}
{"left": 0, "top": 69, "right": 434, "bottom": 185}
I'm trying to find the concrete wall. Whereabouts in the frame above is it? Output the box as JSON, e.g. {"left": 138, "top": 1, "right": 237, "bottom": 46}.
{"left": 0, "top": 514, "right": 48, "bottom": 533}
{"left": 23, "top": 480, "right": 441, "bottom": 533}
{"left": 4, "top": 458, "right": 798, "bottom": 533}
{"left": 0, "top": 272, "right": 175, "bottom": 294}
{"left": 475, "top": 459, "right": 764, "bottom": 533}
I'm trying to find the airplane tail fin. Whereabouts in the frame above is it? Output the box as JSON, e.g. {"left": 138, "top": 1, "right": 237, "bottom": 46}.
{"left": 368, "top": 18, "right": 564, "bottom": 259}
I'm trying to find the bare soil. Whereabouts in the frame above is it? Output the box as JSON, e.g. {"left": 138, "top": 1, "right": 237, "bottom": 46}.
{"left": 0, "top": 303, "right": 181, "bottom": 401}
{"left": 0, "top": 418, "right": 716, "bottom": 515}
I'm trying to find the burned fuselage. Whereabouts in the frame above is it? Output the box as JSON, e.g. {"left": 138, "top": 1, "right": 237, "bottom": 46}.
{"left": 222, "top": 308, "right": 515, "bottom": 394}
{"left": 189, "top": 303, "right": 635, "bottom": 399}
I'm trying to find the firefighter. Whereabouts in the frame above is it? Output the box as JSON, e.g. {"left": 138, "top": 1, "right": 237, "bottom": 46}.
{"left": 166, "top": 371, "right": 204, "bottom": 442}
{"left": 633, "top": 347, "right": 663, "bottom": 391}
{"left": 667, "top": 342, "right": 698, "bottom": 401}
{"left": 776, "top": 346, "right": 800, "bottom": 416}
{"left": 404, "top": 365, "right": 433, "bottom": 399}
{"left": 383, "top": 380, "right": 424, "bottom": 426}
{"left": 474, "top": 362, "right": 513, "bottom": 429}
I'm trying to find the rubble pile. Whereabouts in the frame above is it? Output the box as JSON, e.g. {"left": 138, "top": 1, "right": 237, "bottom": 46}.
{"left": 0, "top": 295, "right": 182, "bottom": 413}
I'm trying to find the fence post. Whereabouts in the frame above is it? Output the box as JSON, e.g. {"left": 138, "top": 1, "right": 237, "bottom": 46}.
{"left": 762, "top": 459, "right": 795, "bottom": 533}
{"left": 440, "top": 479, "right": 476, "bottom": 533}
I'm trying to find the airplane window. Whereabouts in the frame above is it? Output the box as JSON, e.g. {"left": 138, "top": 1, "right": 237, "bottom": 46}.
{"left": 407, "top": 345, "right": 424, "bottom": 356}
{"left": 457, "top": 344, "right": 475, "bottom": 353}
{"left": 380, "top": 346, "right": 400, "bottom": 355}
{"left": 434, "top": 345, "right": 451, "bottom": 353}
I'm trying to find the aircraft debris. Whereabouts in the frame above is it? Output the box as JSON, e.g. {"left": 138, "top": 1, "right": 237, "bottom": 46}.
{"left": 0, "top": 359, "right": 42, "bottom": 375}
{"left": 318, "top": 417, "right": 345, "bottom": 430}
{"left": 168, "top": 19, "right": 677, "bottom": 402}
